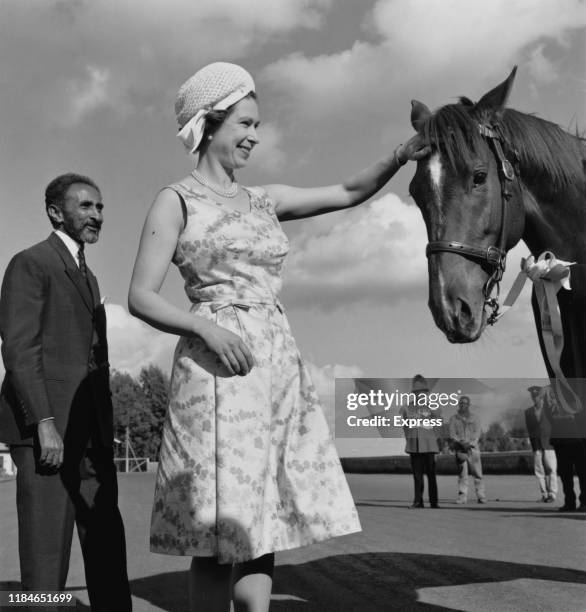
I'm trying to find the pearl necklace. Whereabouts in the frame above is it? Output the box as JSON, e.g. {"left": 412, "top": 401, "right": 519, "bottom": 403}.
{"left": 191, "top": 169, "right": 238, "bottom": 198}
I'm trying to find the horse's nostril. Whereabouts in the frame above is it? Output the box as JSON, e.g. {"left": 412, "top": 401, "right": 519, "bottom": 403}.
{"left": 456, "top": 298, "right": 473, "bottom": 326}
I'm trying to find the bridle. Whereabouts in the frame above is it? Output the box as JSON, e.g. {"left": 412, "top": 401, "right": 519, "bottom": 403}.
{"left": 425, "top": 122, "right": 520, "bottom": 326}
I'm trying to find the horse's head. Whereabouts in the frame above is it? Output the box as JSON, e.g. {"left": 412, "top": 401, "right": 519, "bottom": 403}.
{"left": 409, "top": 68, "right": 526, "bottom": 343}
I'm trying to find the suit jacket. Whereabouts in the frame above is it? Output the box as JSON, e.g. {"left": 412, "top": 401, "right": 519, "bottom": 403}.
{"left": 0, "top": 233, "right": 113, "bottom": 446}
{"left": 524, "top": 405, "right": 553, "bottom": 451}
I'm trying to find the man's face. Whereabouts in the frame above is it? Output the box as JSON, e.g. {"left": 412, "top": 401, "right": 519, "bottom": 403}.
{"left": 51, "top": 183, "right": 103, "bottom": 244}
{"left": 530, "top": 389, "right": 541, "bottom": 403}
{"left": 458, "top": 398, "right": 470, "bottom": 414}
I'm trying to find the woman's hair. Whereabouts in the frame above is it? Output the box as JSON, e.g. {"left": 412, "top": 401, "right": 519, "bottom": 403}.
{"left": 202, "top": 91, "right": 257, "bottom": 142}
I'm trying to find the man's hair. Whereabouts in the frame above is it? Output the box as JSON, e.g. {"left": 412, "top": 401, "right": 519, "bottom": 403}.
{"left": 45, "top": 173, "right": 100, "bottom": 228}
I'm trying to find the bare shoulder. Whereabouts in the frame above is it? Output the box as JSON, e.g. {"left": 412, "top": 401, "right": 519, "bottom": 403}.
{"left": 146, "top": 183, "right": 188, "bottom": 231}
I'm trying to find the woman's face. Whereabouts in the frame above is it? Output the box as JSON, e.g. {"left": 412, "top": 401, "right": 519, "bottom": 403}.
{"left": 209, "top": 96, "right": 260, "bottom": 170}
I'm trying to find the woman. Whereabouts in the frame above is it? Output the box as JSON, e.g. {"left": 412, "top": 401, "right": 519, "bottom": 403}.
{"left": 128, "top": 62, "right": 429, "bottom": 612}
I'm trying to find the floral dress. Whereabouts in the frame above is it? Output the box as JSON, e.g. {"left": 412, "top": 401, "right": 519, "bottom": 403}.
{"left": 150, "top": 182, "right": 361, "bottom": 563}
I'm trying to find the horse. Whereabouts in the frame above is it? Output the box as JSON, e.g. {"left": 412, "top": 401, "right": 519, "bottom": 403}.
{"left": 408, "top": 68, "right": 585, "bottom": 369}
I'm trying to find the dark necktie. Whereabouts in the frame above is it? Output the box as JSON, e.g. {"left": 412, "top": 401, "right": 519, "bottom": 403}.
{"left": 77, "top": 245, "right": 88, "bottom": 278}
{"left": 78, "top": 245, "right": 101, "bottom": 372}
{"left": 77, "top": 245, "right": 94, "bottom": 302}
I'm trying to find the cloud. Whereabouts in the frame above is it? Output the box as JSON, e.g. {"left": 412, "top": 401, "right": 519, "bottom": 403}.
{"left": 261, "top": 0, "right": 586, "bottom": 124}
{"left": 261, "top": 43, "right": 383, "bottom": 122}
{"left": 106, "top": 303, "right": 177, "bottom": 376}
{"left": 0, "top": 0, "right": 334, "bottom": 132}
{"left": 527, "top": 43, "right": 559, "bottom": 85}
{"left": 246, "top": 123, "right": 287, "bottom": 175}
{"left": 63, "top": 66, "right": 112, "bottom": 125}
{"left": 282, "top": 193, "right": 429, "bottom": 308}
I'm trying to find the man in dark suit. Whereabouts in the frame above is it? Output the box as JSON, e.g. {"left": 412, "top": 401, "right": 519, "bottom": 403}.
{"left": 0, "top": 174, "right": 132, "bottom": 610}
{"left": 524, "top": 385, "right": 557, "bottom": 502}
{"left": 530, "top": 261, "right": 586, "bottom": 512}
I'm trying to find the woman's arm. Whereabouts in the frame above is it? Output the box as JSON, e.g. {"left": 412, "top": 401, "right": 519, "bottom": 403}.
{"left": 128, "top": 188, "right": 200, "bottom": 335}
{"left": 128, "top": 188, "right": 254, "bottom": 375}
{"left": 267, "top": 134, "right": 430, "bottom": 221}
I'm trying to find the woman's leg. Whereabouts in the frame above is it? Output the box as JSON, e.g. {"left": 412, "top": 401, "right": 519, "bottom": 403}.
{"left": 231, "top": 553, "right": 274, "bottom": 612}
{"left": 189, "top": 556, "right": 232, "bottom": 612}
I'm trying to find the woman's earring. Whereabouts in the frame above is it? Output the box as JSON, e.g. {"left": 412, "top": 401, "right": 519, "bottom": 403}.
{"left": 207, "top": 134, "right": 213, "bottom": 141}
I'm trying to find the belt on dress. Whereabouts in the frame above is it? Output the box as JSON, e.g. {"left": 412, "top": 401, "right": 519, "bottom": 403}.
{"left": 198, "top": 300, "right": 283, "bottom": 314}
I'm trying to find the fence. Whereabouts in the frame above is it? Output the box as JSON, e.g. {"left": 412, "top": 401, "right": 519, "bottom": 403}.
{"left": 114, "top": 457, "right": 151, "bottom": 473}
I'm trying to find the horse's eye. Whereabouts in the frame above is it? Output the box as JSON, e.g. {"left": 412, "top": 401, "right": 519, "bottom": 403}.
{"left": 473, "top": 171, "right": 487, "bottom": 186}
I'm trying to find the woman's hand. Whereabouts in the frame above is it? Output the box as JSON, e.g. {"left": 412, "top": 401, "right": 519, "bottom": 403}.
{"left": 198, "top": 321, "right": 255, "bottom": 376}
{"left": 396, "top": 133, "right": 432, "bottom": 164}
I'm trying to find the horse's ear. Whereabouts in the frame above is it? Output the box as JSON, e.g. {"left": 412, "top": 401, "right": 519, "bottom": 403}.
{"left": 474, "top": 66, "right": 517, "bottom": 119}
{"left": 411, "top": 100, "right": 431, "bottom": 133}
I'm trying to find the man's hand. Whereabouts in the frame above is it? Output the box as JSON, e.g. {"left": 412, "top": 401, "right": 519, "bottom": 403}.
{"left": 37, "top": 419, "right": 64, "bottom": 470}
{"left": 524, "top": 254, "right": 573, "bottom": 283}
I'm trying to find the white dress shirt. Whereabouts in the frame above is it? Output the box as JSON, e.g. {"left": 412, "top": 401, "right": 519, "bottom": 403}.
{"left": 54, "top": 229, "right": 82, "bottom": 267}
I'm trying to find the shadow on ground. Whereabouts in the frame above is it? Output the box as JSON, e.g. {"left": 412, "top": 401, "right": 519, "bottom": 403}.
{"left": 124, "top": 552, "right": 586, "bottom": 612}
{"left": 355, "top": 501, "right": 586, "bottom": 520}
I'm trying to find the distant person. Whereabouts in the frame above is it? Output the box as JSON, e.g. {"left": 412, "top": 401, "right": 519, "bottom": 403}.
{"left": 0, "top": 174, "right": 131, "bottom": 610}
{"left": 525, "top": 385, "right": 557, "bottom": 502}
{"left": 448, "top": 396, "right": 486, "bottom": 504}
{"left": 540, "top": 385, "right": 586, "bottom": 512}
{"left": 400, "top": 375, "right": 441, "bottom": 508}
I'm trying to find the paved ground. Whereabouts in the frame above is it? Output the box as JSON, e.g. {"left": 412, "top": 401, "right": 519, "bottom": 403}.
{"left": 1, "top": 473, "right": 585, "bottom": 611}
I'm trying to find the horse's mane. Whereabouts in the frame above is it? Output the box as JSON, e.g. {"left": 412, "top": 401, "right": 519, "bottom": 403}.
{"left": 420, "top": 99, "right": 585, "bottom": 190}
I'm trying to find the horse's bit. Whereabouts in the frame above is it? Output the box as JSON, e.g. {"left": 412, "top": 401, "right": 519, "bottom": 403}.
{"left": 425, "top": 122, "right": 519, "bottom": 325}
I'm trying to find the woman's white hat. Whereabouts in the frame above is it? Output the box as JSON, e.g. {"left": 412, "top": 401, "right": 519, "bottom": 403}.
{"left": 175, "top": 62, "right": 255, "bottom": 159}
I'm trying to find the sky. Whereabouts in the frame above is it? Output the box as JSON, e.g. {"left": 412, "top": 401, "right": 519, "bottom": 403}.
{"left": 0, "top": 0, "right": 584, "bottom": 456}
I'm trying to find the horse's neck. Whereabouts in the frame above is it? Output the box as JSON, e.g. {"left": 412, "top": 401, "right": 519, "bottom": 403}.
{"left": 501, "top": 110, "right": 585, "bottom": 261}
{"left": 521, "top": 173, "right": 586, "bottom": 263}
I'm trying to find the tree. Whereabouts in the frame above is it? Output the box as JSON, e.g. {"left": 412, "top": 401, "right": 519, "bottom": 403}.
{"left": 139, "top": 364, "right": 170, "bottom": 460}
{"left": 110, "top": 369, "right": 151, "bottom": 458}
{"left": 479, "top": 422, "right": 513, "bottom": 452}
{"left": 508, "top": 426, "right": 531, "bottom": 451}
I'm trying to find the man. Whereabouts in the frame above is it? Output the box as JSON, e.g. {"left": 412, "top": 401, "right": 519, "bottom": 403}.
{"left": 0, "top": 174, "right": 132, "bottom": 610}
{"left": 448, "top": 396, "right": 486, "bottom": 504}
{"left": 524, "top": 386, "right": 557, "bottom": 502}
{"left": 541, "top": 384, "right": 586, "bottom": 512}
{"left": 528, "top": 259, "right": 586, "bottom": 512}
{"left": 401, "top": 375, "right": 441, "bottom": 509}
